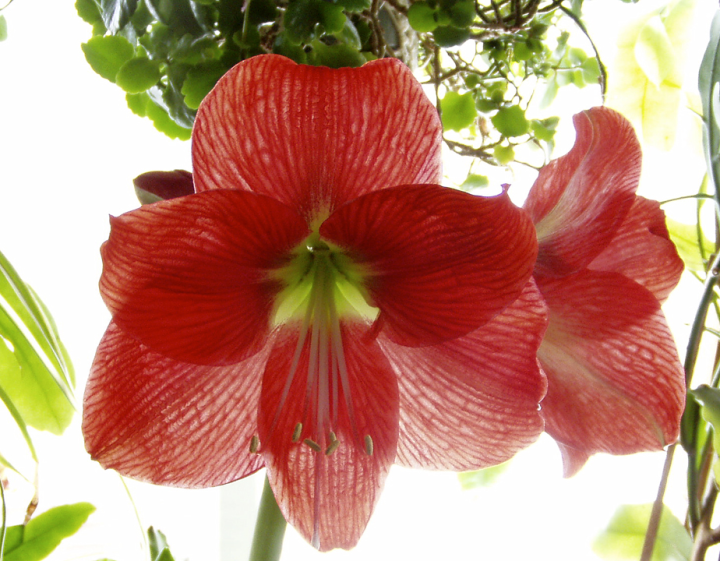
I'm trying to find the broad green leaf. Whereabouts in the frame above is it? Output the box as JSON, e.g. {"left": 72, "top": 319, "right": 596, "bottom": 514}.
{"left": 607, "top": 0, "right": 703, "bottom": 150}
{"left": 3, "top": 503, "right": 95, "bottom": 561}
{"left": 665, "top": 217, "right": 714, "bottom": 273}
{"left": 81, "top": 35, "right": 135, "bottom": 83}
{"left": 635, "top": 15, "right": 676, "bottom": 87}
{"left": 593, "top": 503, "right": 692, "bottom": 561}
{"left": 0, "top": 342, "right": 38, "bottom": 461}
{"left": 149, "top": 527, "right": 176, "bottom": 561}
{"left": 447, "top": 0, "right": 475, "bottom": 28}
{"left": 407, "top": 2, "right": 438, "bottom": 33}
{"left": 146, "top": 0, "right": 203, "bottom": 35}
{"left": 530, "top": 117, "right": 559, "bottom": 142}
{"left": 441, "top": 91, "right": 477, "bottom": 131}
{"left": 116, "top": 57, "right": 162, "bottom": 93}
{"left": 460, "top": 173, "right": 490, "bottom": 190}
{"left": 75, "top": 0, "right": 104, "bottom": 28}
{"left": 146, "top": 97, "right": 193, "bottom": 140}
{"left": 309, "top": 40, "right": 366, "bottom": 68}
{"left": 0, "top": 251, "right": 75, "bottom": 434}
{"left": 0, "top": 15, "right": 7, "bottom": 42}
{"left": 491, "top": 105, "right": 529, "bottom": 137}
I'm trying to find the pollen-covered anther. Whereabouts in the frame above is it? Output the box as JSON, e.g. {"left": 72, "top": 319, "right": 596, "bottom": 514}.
{"left": 303, "top": 438, "right": 322, "bottom": 452}
{"left": 249, "top": 435, "right": 260, "bottom": 454}
{"left": 364, "top": 435, "right": 374, "bottom": 456}
{"left": 292, "top": 422, "right": 303, "bottom": 443}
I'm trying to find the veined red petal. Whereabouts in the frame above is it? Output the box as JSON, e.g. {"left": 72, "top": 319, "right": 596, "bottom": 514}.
{"left": 589, "top": 196, "right": 683, "bottom": 303}
{"left": 257, "top": 323, "right": 398, "bottom": 551}
{"left": 378, "top": 280, "right": 547, "bottom": 470}
{"left": 192, "top": 55, "right": 442, "bottom": 221}
{"left": 536, "top": 270, "right": 685, "bottom": 462}
{"left": 100, "top": 189, "right": 308, "bottom": 365}
{"left": 320, "top": 184, "right": 538, "bottom": 346}
{"left": 82, "top": 322, "right": 267, "bottom": 487}
{"left": 524, "top": 107, "right": 641, "bottom": 277}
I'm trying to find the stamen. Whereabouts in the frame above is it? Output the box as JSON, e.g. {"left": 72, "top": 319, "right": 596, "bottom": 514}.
{"left": 329, "top": 431, "right": 337, "bottom": 442}
{"left": 292, "top": 422, "right": 303, "bottom": 443}
{"left": 303, "top": 438, "right": 322, "bottom": 452}
{"left": 364, "top": 435, "right": 374, "bottom": 456}
{"left": 249, "top": 435, "right": 260, "bottom": 454}
{"left": 325, "top": 438, "right": 340, "bottom": 456}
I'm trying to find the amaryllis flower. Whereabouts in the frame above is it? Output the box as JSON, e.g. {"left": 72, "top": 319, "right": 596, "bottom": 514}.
{"left": 523, "top": 106, "right": 686, "bottom": 476}
{"left": 82, "top": 54, "right": 548, "bottom": 550}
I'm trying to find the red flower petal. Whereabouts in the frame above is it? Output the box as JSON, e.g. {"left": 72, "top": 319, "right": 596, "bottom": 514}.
{"left": 192, "top": 55, "right": 442, "bottom": 221}
{"left": 257, "top": 323, "right": 398, "bottom": 551}
{"left": 556, "top": 443, "right": 591, "bottom": 478}
{"left": 524, "top": 107, "right": 641, "bottom": 277}
{"left": 82, "top": 322, "right": 267, "bottom": 487}
{"left": 133, "top": 169, "right": 194, "bottom": 201}
{"left": 589, "top": 196, "right": 683, "bottom": 303}
{"left": 100, "top": 189, "right": 308, "bottom": 365}
{"left": 320, "top": 184, "right": 538, "bottom": 346}
{"left": 536, "top": 270, "right": 685, "bottom": 460}
{"left": 378, "top": 280, "right": 547, "bottom": 470}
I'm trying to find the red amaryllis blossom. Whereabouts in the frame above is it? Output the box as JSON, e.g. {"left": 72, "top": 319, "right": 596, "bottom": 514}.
{"left": 82, "top": 54, "right": 547, "bottom": 550}
{"left": 524, "top": 106, "right": 686, "bottom": 476}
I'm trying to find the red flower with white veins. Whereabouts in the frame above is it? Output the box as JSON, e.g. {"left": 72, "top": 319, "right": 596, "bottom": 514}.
{"left": 524, "top": 106, "right": 685, "bottom": 476}
{"left": 82, "top": 55, "right": 547, "bottom": 550}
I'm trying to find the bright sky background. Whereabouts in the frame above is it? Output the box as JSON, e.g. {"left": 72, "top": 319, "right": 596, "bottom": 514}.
{"left": 0, "top": 0, "right": 715, "bottom": 560}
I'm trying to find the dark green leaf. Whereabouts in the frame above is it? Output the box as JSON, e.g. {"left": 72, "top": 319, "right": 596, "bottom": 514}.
{"left": 448, "top": 0, "right": 474, "bottom": 28}
{"left": 181, "top": 62, "right": 226, "bottom": 109}
{"left": 146, "top": 0, "right": 203, "bottom": 35}
{"left": 433, "top": 25, "right": 470, "bottom": 47}
{"left": 407, "top": 2, "right": 438, "bottom": 33}
{"left": 593, "top": 503, "right": 691, "bottom": 561}
{"left": 441, "top": 91, "right": 477, "bottom": 131}
{"left": 335, "top": 0, "right": 370, "bottom": 13}
{"left": 100, "top": 0, "right": 138, "bottom": 33}
{"left": 3, "top": 503, "right": 95, "bottom": 561}
{"left": 81, "top": 35, "right": 135, "bottom": 82}
{"left": 116, "top": 57, "right": 162, "bottom": 93}
{"left": 491, "top": 105, "right": 529, "bottom": 137}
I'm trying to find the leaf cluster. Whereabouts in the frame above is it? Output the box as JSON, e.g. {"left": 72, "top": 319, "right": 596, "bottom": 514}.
{"left": 75, "top": 0, "right": 602, "bottom": 170}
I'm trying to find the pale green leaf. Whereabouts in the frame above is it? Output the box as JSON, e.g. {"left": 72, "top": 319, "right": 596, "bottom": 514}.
{"left": 3, "top": 503, "right": 95, "bottom": 561}
{"left": 665, "top": 217, "right": 714, "bottom": 273}
{"left": 441, "top": 91, "right": 477, "bottom": 131}
{"left": 0, "top": 15, "right": 7, "bottom": 42}
{"left": 593, "top": 503, "right": 691, "bottom": 561}
{"left": 81, "top": 35, "right": 135, "bottom": 83}
{"left": 634, "top": 16, "right": 676, "bottom": 87}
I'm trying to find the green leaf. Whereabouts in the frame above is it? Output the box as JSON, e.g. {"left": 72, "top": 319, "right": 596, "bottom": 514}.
{"left": 0, "top": 251, "right": 75, "bottom": 435}
{"left": 447, "top": 0, "right": 474, "bottom": 28}
{"left": 593, "top": 503, "right": 691, "bottom": 561}
{"left": 460, "top": 173, "right": 489, "bottom": 190}
{"left": 335, "top": 0, "right": 371, "bottom": 13}
{"left": 116, "top": 57, "right": 162, "bottom": 93}
{"left": 407, "top": 2, "right": 438, "bottom": 33}
{"left": 3, "top": 503, "right": 95, "bottom": 561}
{"left": 666, "top": 217, "right": 714, "bottom": 273}
{"left": 493, "top": 144, "right": 514, "bottom": 164}
{"left": 441, "top": 91, "right": 477, "bottom": 131}
{"left": 146, "top": 96, "right": 193, "bottom": 139}
{"left": 0, "top": 15, "right": 8, "bottom": 42}
{"left": 309, "top": 40, "right": 366, "bottom": 68}
{"left": 81, "top": 35, "right": 135, "bottom": 83}
{"left": 432, "top": 25, "right": 470, "bottom": 47}
{"left": 690, "top": 385, "right": 720, "bottom": 474}
{"left": 491, "top": 105, "right": 529, "bottom": 137}
{"left": 530, "top": 116, "right": 559, "bottom": 142}
{"left": 181, "top": 62, "right": 226, "bottom": 109}
{"left": 100, "top": 0, "right": 138, "bottom": 33}
{"left": 699, "top": 10, "right": 720, "bottom": 192}
{"left": 146, "top": 0, "right": 203, "bottom": 35}
{"left": 634, "top": 15, "right": 676, "bottom": 87}
{"left": 149, "top": 527, "right": 176, "bottom": 561}
{"left": 75, "top": 0, "right": 104, "bottom": 28}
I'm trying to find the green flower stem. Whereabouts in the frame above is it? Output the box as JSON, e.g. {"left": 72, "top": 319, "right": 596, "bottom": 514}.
{"left": 249, "top": 476, "right": 287, "bottom": 561}
{"left": 0, "top": 474, "right": 6, "bottom": 561}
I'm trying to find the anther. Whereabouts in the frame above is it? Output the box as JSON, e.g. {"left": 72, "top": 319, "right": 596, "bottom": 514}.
{"left": 325, "top": 438, "right": 340, "bottom": 456}
{"left": 292, "top": 422, "right": 303, "bottom": 443}
{"left": 249, "top": 435, "right": 260, "bottom": 454}
{"left": 303, "top": 438, "right": 322, "bottom": 452}
{"left": 364, "top": 435, "right": 374, "bottom": 456}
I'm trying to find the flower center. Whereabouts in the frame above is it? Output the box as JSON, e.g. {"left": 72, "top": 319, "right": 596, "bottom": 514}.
{"left": 262, "top": 233, "right": 378, "bottom": 456}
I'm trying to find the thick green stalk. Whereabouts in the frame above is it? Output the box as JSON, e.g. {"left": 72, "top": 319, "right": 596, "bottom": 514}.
{"left": 249, "top": 476, "right": 287, "bottom": 561}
